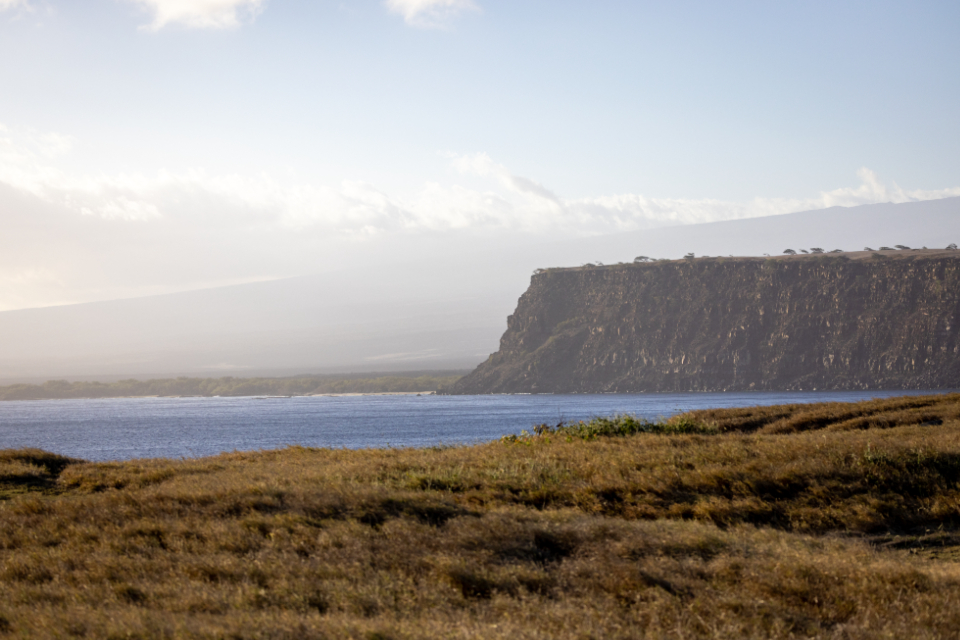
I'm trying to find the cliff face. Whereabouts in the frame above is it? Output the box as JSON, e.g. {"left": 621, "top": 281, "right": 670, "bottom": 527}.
{"left": 443, "top": 253, "right": 960, "bottom": 394}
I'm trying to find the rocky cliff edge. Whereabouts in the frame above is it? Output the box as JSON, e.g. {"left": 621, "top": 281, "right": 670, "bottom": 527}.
{"left": 442, "top": 250, "right": 960, "bottom": 394}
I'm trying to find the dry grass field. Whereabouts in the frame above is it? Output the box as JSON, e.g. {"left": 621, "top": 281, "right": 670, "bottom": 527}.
{"left": 2, "top": 393, "right": 960, "bottom": 638}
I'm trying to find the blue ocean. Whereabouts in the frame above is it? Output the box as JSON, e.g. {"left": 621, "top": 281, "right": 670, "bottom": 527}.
{"left": 0, "top": 390, "right": 948, "bottom": 461}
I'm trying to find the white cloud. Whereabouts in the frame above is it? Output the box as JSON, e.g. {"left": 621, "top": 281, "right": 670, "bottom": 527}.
{"left": 451, "top": 152, "right": 562, "bottom": 206}
{"left": 0, "top": 0, "right": 29, "bottom": 10}
{"left": 446, "top": 153, "right": 960, "bottom": 234}
{"left": 3, "top": 126, "right": 960, "bottom": 236}
{"left": 384, "top": 0, "right": 478, "bottom": 28}
{"left": 123, "top": 0, "right": 266, "bottom": 30}
{"left": 3, "top": 123, "right": 960, "bottom": 309}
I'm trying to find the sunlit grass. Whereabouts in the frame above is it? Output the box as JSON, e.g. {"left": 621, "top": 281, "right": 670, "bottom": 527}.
{"left": 1, "top": 394, "right": 960, "bottom": 638}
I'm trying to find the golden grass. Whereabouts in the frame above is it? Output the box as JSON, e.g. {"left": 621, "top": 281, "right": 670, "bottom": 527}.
{"left": 2, "top": 394, "right": 960, "bottom": 638}
{"left": 679, "top": 393, "right": 960, "bottom": 435}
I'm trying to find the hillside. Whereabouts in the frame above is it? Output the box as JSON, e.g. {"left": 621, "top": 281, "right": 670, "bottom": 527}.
{"left": 2, "top": 197, "right": 958, "bottom": 383}
{"left": 443, "top": 250, "right": 960, "bottom": 394}
{"left": 1, "top": 394, "right": 959, "bottom": 638}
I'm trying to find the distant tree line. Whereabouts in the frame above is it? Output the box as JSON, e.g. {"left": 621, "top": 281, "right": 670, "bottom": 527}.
{"left": 573, "top": 245, "right": 958, "bottom": 269}
{"left": 782, "top": 245, "right": 956, "bottom": 256}
{"left": 0, "top": 372, "right": 468, "bottom": 401}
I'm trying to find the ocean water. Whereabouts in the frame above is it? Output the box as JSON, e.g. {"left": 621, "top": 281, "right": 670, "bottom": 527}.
{"left": 0, "top": 390, "right": 950, "bottom": 461}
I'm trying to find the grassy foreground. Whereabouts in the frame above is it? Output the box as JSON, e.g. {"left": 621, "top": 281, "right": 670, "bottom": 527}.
{"left": 2, "top": 394, "right": 960, "bottom": 638}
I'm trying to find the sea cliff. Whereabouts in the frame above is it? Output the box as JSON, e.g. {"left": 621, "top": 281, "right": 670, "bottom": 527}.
{"left": 443, "top": 251, "right": 960, "bottom": 393}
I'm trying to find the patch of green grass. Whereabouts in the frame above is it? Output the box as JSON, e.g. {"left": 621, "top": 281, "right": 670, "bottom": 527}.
{"left": 503, "top": 414, "right": 716, "bottom": 443}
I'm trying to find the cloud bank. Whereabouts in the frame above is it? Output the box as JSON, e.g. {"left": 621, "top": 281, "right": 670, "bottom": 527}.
{"left": 0, "top": 0, "right": 29, "bottom": 12}
{"left": 5, "top": 0, "right": 479, "bottom": 29}
{"left": 2, "top": 125, "right": 958, "bottom": 237}
{"left": 123, "top": 0, "right": 266, "bottom": 30}
{"left": 384, "top": 0, "right": 479, "bottom": 28}
{"left": 2, "top": 123, "right": 959, "bottom": 310}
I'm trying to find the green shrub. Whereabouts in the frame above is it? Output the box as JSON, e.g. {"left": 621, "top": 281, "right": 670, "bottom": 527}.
{"left": 501, "top": 414, "right": 716, "bottom": 443}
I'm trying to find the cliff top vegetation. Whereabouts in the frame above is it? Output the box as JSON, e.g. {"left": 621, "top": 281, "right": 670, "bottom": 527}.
{"left": 534, "top": 246, "right": 960, "bottom": 274}
{"left": 1, "top": 393, "right": 960, "bottom": 638}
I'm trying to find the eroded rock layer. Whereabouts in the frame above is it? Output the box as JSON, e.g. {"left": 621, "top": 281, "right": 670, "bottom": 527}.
{"left": 443, "top": 252, "right": 960, "bottom": 393}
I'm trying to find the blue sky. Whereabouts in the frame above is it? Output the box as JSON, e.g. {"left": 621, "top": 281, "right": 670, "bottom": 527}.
{"left": 0, "top": 0, "right": 958, "bottom": 309}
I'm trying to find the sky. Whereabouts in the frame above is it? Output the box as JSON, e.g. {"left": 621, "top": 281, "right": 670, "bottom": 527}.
{"left": 0, "top": 0, "right": 959, "bottom": 311}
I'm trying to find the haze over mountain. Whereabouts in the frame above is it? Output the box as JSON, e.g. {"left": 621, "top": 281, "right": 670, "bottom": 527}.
{"left": 2, "top": 197, "right": 957, "bottom": 383}
{"left": 1, "top": 2, "right": 958, "bottom": 382}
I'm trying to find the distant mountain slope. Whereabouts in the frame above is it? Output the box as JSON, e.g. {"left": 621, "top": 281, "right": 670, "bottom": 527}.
{"left": 0, "top": 263, "right": 511, "bottom": 381}
{"left": 442, "top": 250, "right": 960, "bottom": 394}
{"left": 1, "top": 197, "right": 958, "bottom": 382}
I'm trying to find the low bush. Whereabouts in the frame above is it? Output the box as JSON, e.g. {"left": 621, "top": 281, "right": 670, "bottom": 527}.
{"left": 504, "top": 414, "right": 717, "bottom": 442}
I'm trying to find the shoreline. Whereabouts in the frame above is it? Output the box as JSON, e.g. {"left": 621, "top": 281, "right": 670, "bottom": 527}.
{"left": 0, "top": 390, "right": 439, "bottom": 401}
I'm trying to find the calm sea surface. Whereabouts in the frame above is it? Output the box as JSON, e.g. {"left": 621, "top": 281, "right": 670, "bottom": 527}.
{"left": 0, "top": 390, "right": 950, "bottom": 461}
